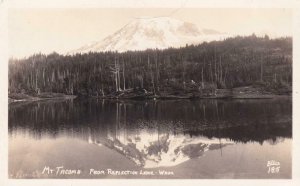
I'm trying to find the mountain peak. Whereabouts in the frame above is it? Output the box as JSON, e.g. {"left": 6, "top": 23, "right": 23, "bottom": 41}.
{"left": 68, "top": 17, "right": 226, "bottom": 54}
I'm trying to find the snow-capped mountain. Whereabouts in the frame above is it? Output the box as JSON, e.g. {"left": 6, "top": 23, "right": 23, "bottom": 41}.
{"left": 69, "top": 17, "right": 228, "bottom": 54}
{"left": 88, "top": 131, "right": 233, "bottom": 168}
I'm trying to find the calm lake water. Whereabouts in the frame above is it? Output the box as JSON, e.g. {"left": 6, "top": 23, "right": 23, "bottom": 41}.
{"left": 8, "top": 97, "right": 292, "bottom": 179}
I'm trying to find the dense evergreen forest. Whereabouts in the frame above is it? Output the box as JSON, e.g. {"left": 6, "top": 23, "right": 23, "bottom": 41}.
{"left": 9, "top": 35, "right": 292, "bottom": 98}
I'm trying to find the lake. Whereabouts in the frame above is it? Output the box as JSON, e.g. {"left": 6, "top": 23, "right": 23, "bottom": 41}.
{"left": 8, "top": 97, "right": 292, "bottom": 179}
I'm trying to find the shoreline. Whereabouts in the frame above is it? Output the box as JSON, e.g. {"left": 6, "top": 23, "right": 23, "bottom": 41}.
{"left": 92, "top": 94, "right": 290, "bottom": 100}
{"left": 8, "top": 93, "right": 77, "bottom": 104}
{"left": 8, "top": 90, "right": 291, "bottom": 103}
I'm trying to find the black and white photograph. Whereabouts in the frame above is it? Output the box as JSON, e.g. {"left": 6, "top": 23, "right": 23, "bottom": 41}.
{"left": 1, "top": 0, "right": 300, "bottom": 184}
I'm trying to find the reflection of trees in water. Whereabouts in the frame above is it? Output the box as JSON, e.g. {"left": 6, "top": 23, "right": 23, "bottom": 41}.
{"left": 185, "top": 124, "right": 291, "bottom": 145}
{"left": 9, "top": 98, "right": 292, "bottom": 144}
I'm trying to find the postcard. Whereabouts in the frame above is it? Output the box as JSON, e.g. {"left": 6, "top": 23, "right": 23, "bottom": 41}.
{"left": 1, "top": 0, "right": 300, "bottom": 186}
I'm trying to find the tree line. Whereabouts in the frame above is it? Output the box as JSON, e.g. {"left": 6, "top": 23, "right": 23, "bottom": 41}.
{"left": 9, "top": 35, "right": 292, "bottom": 96}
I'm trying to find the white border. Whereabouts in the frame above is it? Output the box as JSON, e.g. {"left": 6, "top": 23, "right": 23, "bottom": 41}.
{"left": 1, "top": 0, "right": 300, "bottom": 186}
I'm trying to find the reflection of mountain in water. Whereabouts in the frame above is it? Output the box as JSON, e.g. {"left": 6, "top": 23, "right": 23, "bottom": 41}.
{"left": 9, "top": 98, "right": 291, "bottom": 167}
{"left": 88, "top": 131, "right": 233, "bottom": 168}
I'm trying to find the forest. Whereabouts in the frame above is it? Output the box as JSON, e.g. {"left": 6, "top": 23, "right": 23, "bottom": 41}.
{"left": 8, "top": 35, "right": 292, "bottom": 99}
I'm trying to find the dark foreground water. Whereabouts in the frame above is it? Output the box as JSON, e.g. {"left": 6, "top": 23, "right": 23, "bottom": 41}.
{"left": 8, "top": 97, "right": 292, "bottom": 179}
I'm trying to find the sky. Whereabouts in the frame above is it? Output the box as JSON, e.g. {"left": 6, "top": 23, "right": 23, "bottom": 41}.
{"left": 8, "top": 8, "right": 292, "bottom": 58}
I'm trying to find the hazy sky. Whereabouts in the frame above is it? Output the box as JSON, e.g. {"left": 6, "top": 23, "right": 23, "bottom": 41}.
{"left": 8, "top": 8, "right": 292, "bottom": 58}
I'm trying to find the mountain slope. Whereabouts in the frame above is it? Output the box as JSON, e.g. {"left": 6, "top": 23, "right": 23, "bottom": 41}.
{"left": 69, "top": 17, "right": 227, "bottom": 54}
